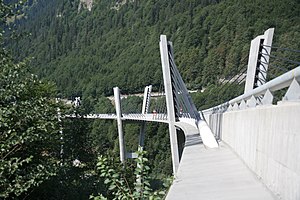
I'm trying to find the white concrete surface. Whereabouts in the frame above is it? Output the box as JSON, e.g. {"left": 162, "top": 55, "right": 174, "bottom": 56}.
{"left": 167, "top": 122, "right": 275, "bottom": 200}
{"left": 197, "top": 120, "right": 219, "bottom": 148}
{"left": 222, "top": 102, "right": 300, "bottom": 200}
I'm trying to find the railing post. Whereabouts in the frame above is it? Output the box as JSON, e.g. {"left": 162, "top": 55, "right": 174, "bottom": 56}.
{"left": 245, "top": 28, "right": 274, "bottom": 93}
{"left": 113, "top": 87, "right": 126, "bottom": 163}
{"left": 160, "top": 35, "right": 180, "bottom": 174}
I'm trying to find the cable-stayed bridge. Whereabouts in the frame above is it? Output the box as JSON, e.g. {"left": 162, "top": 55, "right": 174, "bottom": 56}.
{"left": 67, "top": 28, "right": 300, "bottom": 200}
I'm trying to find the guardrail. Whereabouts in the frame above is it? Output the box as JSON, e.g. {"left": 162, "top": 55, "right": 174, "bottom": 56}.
{"left": 203, "top": 66, "right": 300, "bottom": 115}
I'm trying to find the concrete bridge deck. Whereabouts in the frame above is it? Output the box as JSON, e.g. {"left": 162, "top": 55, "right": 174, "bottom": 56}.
{"left": 66, "top": 113, "right": 169, "bottom": 123}
{"left": 166, "top": 122, "right": 276, "bottom": 200}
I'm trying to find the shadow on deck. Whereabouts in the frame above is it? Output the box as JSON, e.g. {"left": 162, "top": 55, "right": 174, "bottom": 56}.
{"left": 167, "top": 122, "right": 276, "bottom": 200}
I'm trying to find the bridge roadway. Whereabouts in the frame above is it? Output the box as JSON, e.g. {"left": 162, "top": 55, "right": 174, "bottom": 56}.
{"left": 66, "top": 113, "right": 169, "bottom": 123}
{"left": 67, "top": 113, "right": 276, "bottom": 199}
{"left": 166, "top": 122, "right": 276, "bottom": 200}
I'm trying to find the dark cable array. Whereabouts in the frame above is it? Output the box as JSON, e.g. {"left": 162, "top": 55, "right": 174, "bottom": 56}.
{"left": 216, "top": 67, "right": 247, "bottom": 104}
{"left": 121, "top": 95, "right": 142, "bottom": 114}
{"left": 260, "top": 44, "right": 300, "bottom": 80}
{"left": 201, "top": 55, "right": 248, "bottom": 108}
{"left": 262, "top": 44, "right": 300, "bottom": 54}
{"left": 260, "top": 52, "right": 300, "bottom": 66}
{"left": 168, "top": 52, "right": 200, "bottom": 120}
{"left": 217, "top": 67, "right": 247, "bottom": 94}
{"left": 153, "top": 81, "right": 168, "bottom": 120}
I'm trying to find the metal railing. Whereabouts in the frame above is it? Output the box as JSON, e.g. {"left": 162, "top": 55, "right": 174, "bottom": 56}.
{"left": 202, "top": 66, "right": 300, "bottom": 115}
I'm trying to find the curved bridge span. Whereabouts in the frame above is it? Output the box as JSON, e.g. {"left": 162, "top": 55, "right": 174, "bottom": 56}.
{"left": 65, "top": 28, "right": 300, "bottom": 200}
{"left": 167, "top": 122, "right": 275, "bottom": 200}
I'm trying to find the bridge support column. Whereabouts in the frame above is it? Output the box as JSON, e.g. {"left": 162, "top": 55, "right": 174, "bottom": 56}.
{"left": 113, "top": 87, "right": 126, "bottom": 163}
{"left": 139, "top": 85, "right": 152, "bottom": 148}
{"left": 160, "top": 35, "right": 180, "bottom": 174}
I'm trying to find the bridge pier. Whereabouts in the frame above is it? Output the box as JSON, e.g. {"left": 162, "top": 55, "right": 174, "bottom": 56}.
{"left": 113, "top": 87, "right": 126, "bottom": 163}
{"left": 139, "top": 85, "right": 152, "bottom": 148}
{"left": 160, "top": 35, "right": 180, "bottom": 174}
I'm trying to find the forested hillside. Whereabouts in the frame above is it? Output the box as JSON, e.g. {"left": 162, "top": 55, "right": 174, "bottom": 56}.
{"left": 9, "top": 0, "right": 300, "bottom": 99}
{"left": 2, "top": 0, "right": 300, "bottom": 199}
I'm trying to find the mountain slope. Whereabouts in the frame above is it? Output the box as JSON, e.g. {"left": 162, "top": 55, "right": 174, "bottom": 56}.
{"left": 9, "top": 0, "right": 300, "bottom": 98}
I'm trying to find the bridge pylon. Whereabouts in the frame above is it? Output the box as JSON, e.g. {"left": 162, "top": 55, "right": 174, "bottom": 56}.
{"left": 113, "top": 87, "right": 126, "bottom": 163}
{"left": 160, "top": 35, "right": 219, "bottom": 174}
{"left": 160, "top": 35, "right": 180, "bottom": 174}
{"left": 245, "top": 28, "right": 274, "bottom": 93}
{"left": 139, "top": 85, "right": 152, "bottom": 148}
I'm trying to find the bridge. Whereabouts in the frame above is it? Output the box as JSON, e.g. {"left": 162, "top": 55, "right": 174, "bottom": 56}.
{"left": 67, "top": 28, "right": 300, "bottom": 200}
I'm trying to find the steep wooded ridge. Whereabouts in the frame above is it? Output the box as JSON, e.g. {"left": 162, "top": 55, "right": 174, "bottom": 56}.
{"left": 9, "top": 0, "right": 300, "bottom": 98}
{"left": 2, "top": 1, "right": 300, "bottom": 199}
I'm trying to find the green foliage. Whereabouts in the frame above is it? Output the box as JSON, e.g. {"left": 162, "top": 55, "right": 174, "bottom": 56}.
{"left": 3, "top": 0, "right": 299, "bottom": 199}
{"left": 121, "top": 96, "right": 143, "bottom": 114}
{"left": 144, "top": 123, "right": 172, "bottom": 176}
{"left": 0, "top": 1, "right": 64, "bottom": 198}
{"left": 1, "top": 1, "right": 173, "bottom": 199}
{"left": 92, "top": 147, "right": 170, "bottom": 200}
{"left": 0, "top": 43, "right": 61, "bottom": 199}
{"left": 191, "top": 81, "right": 245, "bottom": 110}
{"left": 7, "top": 0, "right": 300, "bottom": 99}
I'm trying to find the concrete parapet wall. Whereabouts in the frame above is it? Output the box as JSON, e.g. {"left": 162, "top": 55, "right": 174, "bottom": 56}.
{"left": 221, "top": 102, "right": 300, "bottom": 200}
{"left": 207, "top": 113, "right": 223, "bottom": 140}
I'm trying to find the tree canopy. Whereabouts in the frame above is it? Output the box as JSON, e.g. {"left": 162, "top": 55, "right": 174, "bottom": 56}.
{"left": 8, "top": 0, "right": 300, "bottom": 99}
{"left": 0, "top": 1, "right": 63, "bottom": 198}
{"left": 2, "top": 0, "right": 300, "bottom": 199}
